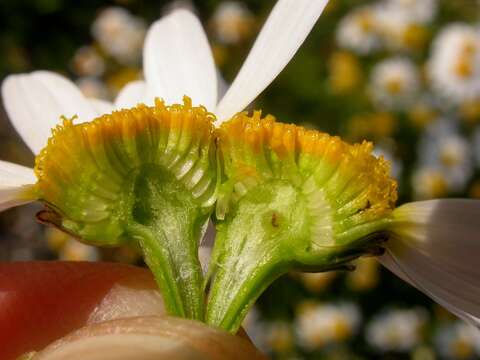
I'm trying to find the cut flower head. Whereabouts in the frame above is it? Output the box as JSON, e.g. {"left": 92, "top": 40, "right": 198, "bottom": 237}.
{"left": 206, "top": 113, "right": 397, "bottom": 331}
{"left": 1, "top": 0, "right": 480, "bottom": 337}
{"left": 0, "top": 0, "right": 329, "bottom": 322}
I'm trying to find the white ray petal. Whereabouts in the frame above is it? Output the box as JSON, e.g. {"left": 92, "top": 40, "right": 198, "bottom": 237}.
{"left": 2, "top": 71, "right": 97, "bottom": 154}
{"left": 0, "top": 160, "right": 37, "bottom": 211}
{"left": 215, "top": 0, "right": 329, "bottom": 123}
{"left": 381, "top": 199, "right": 480, "bottom": 327}
{"left": 115, "top": 80, "right": 149, "bottom": 109}
{"left": 217, "top": 70, "right": 229, "bottom": 100}
{"left": 144, "top": 9, "right": 217, "bottom": 110}
{"left": 90, "top": 99, "right": 115, "bottom": 115}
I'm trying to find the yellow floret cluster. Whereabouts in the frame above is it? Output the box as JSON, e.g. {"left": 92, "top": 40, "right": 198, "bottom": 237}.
{"left": 217, "top": 112, "right": 398, "bottom": 240}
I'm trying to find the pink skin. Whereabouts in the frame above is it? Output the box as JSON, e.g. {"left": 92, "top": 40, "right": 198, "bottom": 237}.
{"left": 0, "top": 262, "right": 162, "bottom": 360}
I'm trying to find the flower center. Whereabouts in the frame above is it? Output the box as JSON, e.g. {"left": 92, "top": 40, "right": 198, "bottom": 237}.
{"left": 385, "top": 77, "right": 405, "bottom": 95}
{"left": 357, "top": 12, "right": 374, "bottom": 33}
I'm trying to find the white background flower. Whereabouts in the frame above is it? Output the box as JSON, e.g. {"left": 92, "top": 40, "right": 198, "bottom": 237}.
{"left": 369, "top": 57, "right": 420, "bottom": 110}
{"left": 416, "top": 118, "right": 473, "bottom": 195}
{"left": 91, "top": 7, "right": 147, "bottom": 65}
{"left": 295, "top": 302, "right": 361, "bottom": 350}
{"left": 366, "top": 307, "right": 428, "bottom": 352}
{"left": 210, "top": 1, "right": 254, "bottom": 45}
{"left": 435, "top": 321, "right": 480, "bottom": 359}
{"left": 336, "top": 5, "right": 383, "bottom": 55}
{"left": 428, "top": 24, "right": 480, "bottom": 104}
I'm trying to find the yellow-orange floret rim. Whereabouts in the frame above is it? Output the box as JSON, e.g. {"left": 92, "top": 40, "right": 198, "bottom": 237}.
{"left": 34, "top": 96, "right": 217, "bottom": 200}
{"left": 218, "top": 111, "right": 398, "bottom": 213}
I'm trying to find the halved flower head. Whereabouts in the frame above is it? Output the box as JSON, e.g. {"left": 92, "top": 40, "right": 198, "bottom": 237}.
{"left": 34, "top": 98, "right": 217, "bottom": 320}
{"left": 206, "top": 113, "right": 397, "bottom": 331}
{"left": 2, "top": 0, "right": 480, "bottom": 338}
{"left": 0, "top": 0, "right": 330, "bottom": 321}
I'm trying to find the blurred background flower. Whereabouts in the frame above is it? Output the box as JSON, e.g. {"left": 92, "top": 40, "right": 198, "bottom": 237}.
{"left": 91, "top": 7, "right": 147, "bottom": 66}
{"left": 435, "top": 322, "right": 480, "bottom": 359}
{"left": 366, "top": 307, "right": 429, "bottom": 353}
{"left": 0, "top": 0, "right": 479, "bottom": 358}
{"left": 295, "top": 301, "right": 361, "bottom": 351}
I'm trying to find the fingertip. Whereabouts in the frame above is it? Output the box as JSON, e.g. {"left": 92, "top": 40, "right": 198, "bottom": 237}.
{"left": 0, "top": 261, "right": 161, "bottom": 360}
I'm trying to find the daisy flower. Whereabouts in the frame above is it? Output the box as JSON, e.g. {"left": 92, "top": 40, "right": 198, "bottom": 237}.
{"left": 435, "top": 321, "right": 480, "bottom": 359}
{"left": 428, "top": 24, "right": 480, "bottom": 105}
{"left": 2, "top": 0, "right": 480, "bottom": 336}
{"left": 376, "top": 6, "right": 429, "bottom": 52}
{"left": 366, "top": 308, "right": 428, "bottom": 352}
{"left": 91, "top": 7, "right": 147, "bottom": 65}
{"left": 210, "top": 1, "right": 255, "bottom": 45}
{"left": 336, "top": 5, "right": 383, "bottom": 55}
{"left": 295, "top": 301, "right": 361, "bottom": 350}
{"left": 369, "top": 57, "right": 420, "bottom": 110}
{"left": 1, "top": 0, "right": 329, "bottom": 321}
{"left": 416, "top": 118, "right": 472, "bottom": 195}
{"left": 206, "top": 109, "right": 480, "bottom": 332}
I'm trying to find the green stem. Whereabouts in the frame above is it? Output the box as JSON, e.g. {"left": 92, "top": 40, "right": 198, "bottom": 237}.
{"left": 206, "top": 242, "right": 287, "bottom": 332}
{"left": 129, "top": 224, "right": 204, "bottom": 319}
{"left": 124, "top": 164, "right": 208, "bottom": 320}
